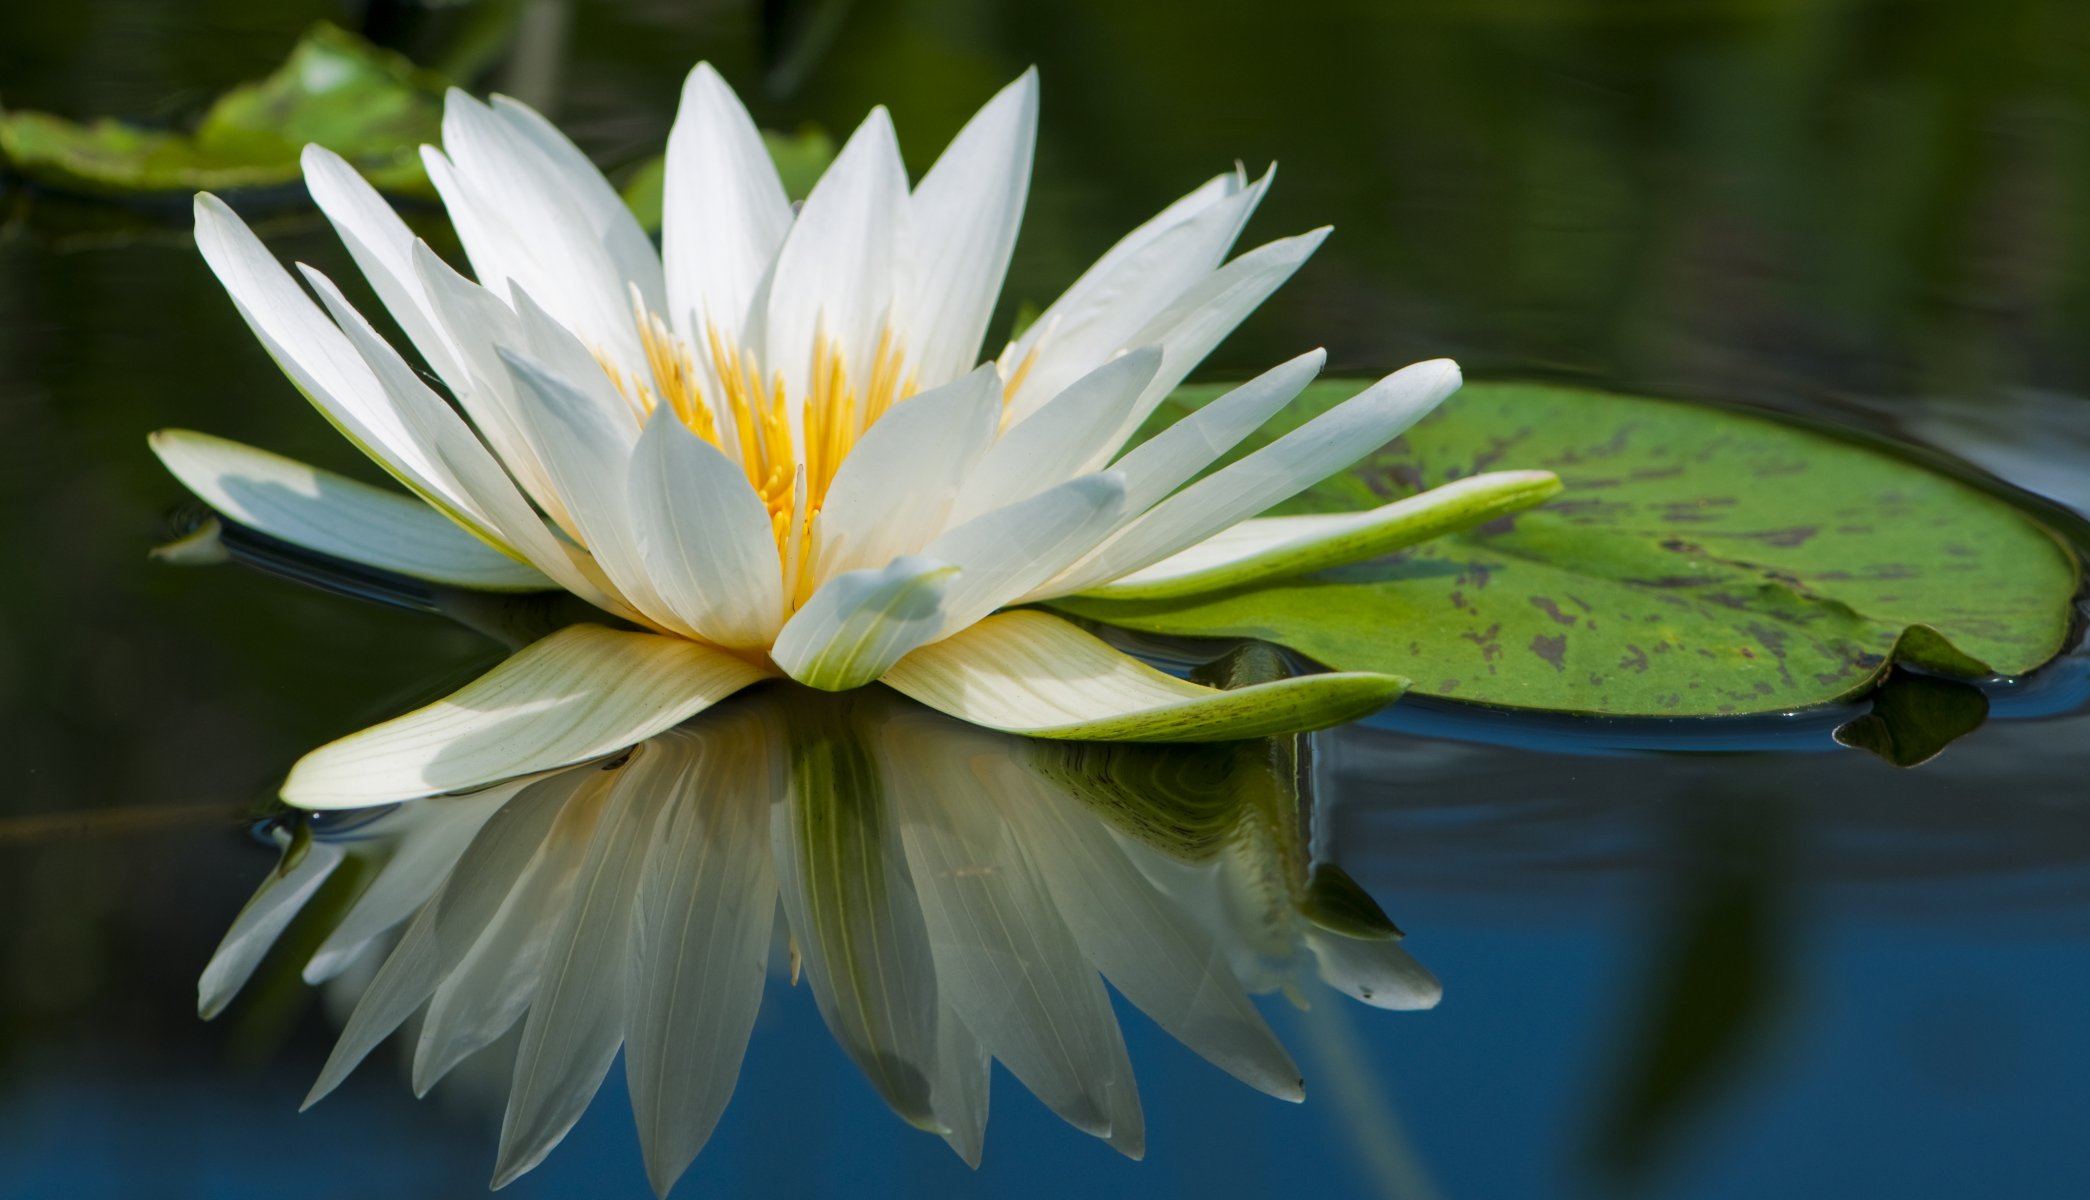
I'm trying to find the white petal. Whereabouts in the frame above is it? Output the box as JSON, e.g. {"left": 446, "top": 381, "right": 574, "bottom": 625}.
{"left": 405, "top": 242, "right": 573, "bottom": 525}
{"left": 413, "top": 773, "right": 611, "bottom": 1095}
{"left": 1095, "top": 228, "right": 1330, "bottom": 460}
{"left": 301, "top": 788, "right": 516, "bottom": 983}
{"left": 924, "top": 472, "right": 1127, "bottom": 637}
{"left": 490, "top": 93, "right": 667, "bottom": 313}
{"left": 762, "top": 106, "right": 911, "bottom": 415}
{"left": 772, "top": 727, "right": 944, "bottom": 1131}
{"left": 662, "top": 63, "right": 794, "bottom": 341}
{"left": 301, "top": 145, "right": 468, "bottom": 387}
{"left": 628, "top": 411, "right": 787, "bottom": 648}
{"left": 625, "top": 722, "right": 781, "bottom": 1197}
{"left": 494, "top": 343, "right": 684, "bottom": 631}
{"left": 1306, "top": 928, "right": 1444, "bottom": 1010}
{"left": 492, "top": 744, "right": 678, "bottom": 1189}
{"left": 931, "top": 1006, "right": 991, "bottom": 1167}
{"left": 948, "top": 348, "right": 1159, "bottom": 526}
{"left": 1002, "top": 166, "right": 1272, "bottom": 422}
{"left": 1079, "top": 469, "right": 1561, "bottom": 600}
{"left": 150, "top": 430, "right": 554, "bottom": 591}
{"left": 435, "top": 91, "right": 660, "bottom": 372}
{"left": 882, "top": 610, "right": 1406, "bottom": 740}
{"left": 303, "top": 770, "right": 582, "bottom": 1108}
{"left": 1041, "top": 358, "right": 1463, "bottom": 597}
{"left": 771, "top": 556, "right": 958, "bottom": 691}
{"left": 197, "top": 832, "right": 344, "bottom": 1020}
{"left": 1106, "top": 348, "right": 1325, "bottom": 513}
{"left": 192, "top": 195, "right": 517, "bottom": 552}
{"left": 999, "top": 758, "right": 1302, "bottom": 1101}
{"left": 286, "top": 255, "right": 631, "bottom": 615}
{"left": 906, "top": 69, "right": 1038, "bottom": 388}
{"left": 809, "top": 364, "right": 1002, "bottom": 581}
{"left": 281, "top": 625, "right": 773, "bottom": 808}
{"left": 889, "top": 722, "right": 1141, "bottom": 1143}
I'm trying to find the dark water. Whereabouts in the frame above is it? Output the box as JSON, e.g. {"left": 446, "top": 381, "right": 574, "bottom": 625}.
{"left": 4, "top": 1, "right": 2089, "bottom": 1197}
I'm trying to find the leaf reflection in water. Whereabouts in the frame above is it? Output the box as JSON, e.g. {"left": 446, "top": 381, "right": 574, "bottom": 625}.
{"left": 200, "top": 687, "right": 1438, "bottom": 1194}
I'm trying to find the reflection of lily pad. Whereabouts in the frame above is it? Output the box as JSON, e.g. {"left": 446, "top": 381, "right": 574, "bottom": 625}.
{"left": 1058, "top": 382, "right": 2080, "bottom": 717}
{"left": 620, "top": 127, "right": 836, "bottom": 232}
{"left": 0, "top": 24, "right": 444, "bottom": 198}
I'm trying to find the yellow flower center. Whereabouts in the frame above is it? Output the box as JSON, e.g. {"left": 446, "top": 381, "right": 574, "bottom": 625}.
{"left": 596, "top": 297, "right": 917, "bottom": 604}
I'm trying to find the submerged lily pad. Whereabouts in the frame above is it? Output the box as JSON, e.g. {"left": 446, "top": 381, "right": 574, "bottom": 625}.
{"left": 0, "top": 24, "right": 444, "bottom": 198}
{"left": 1058, "top": 382, "right": 2080, "bottom": 716}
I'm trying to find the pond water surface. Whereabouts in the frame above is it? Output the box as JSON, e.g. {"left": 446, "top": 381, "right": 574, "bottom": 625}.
{"left": 3, "top": 2, "right": 2088, "bottom": 1198}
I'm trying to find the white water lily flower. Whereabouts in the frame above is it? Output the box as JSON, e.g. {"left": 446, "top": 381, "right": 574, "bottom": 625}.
{"left": 152, "top": 64, "right": 1551, "bottom": 809}
{"left": 202, "top": 689, "right": 1435, "bottom": 1195}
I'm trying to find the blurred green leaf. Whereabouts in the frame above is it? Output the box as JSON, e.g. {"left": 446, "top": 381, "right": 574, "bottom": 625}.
{"left": 0, "top": 23, "right": 444, "bottom": 198}
{"left": 1058, "top": 382, "right": 2080, "bottom": 717}
{"left": 621, "top": 126, "right": 836, "bottom": 233}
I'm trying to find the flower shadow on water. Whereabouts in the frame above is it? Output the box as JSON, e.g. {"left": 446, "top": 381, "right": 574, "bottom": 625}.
{"left": 200, "top": 686, "right": 1438, "bottom": 1195}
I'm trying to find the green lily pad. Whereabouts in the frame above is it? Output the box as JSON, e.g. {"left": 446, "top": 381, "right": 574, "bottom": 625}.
{"left": 0, "top": 24, "right": 444, "bottom": 198}
{"left": 1056, "top": 382, "right": 2080, "bottom": 716}
{"left": 621, "top": 127, "right": 837, "bottom": 233}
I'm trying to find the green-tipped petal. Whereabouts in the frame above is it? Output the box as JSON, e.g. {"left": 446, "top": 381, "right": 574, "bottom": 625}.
{"left": 881, "top": 610, "right": 1404, "bottom": 741}
{"left": 282, "top": 624, "right": 773, "bottom": 808}
{"left": 150, "top": 429, "right": 555, "bottom": 591}
{"left": 773, "top": 556, "right": 959, "bottom": 691}
{"left": 1077, "top": 469, "right": 1562, "bottom": 601}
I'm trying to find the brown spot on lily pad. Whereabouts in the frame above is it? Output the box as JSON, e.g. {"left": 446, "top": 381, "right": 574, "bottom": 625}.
{"left": 1531, "top": 633, "right": 1568, "bottom": 671}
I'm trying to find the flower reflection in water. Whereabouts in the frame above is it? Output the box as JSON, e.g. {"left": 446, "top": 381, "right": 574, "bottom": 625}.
{"left": 203, "top": 687, "right": 1437, "bottom": 1194}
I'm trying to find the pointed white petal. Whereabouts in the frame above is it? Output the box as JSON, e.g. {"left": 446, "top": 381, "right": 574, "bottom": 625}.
{"left": 1080, "top": 470, "right": 1561, "bottom": 600}
{"left": 197, "top": 834, "right": 344, "bottom": 1020}
{"left": 628, "top": 411, "right": 787, "bottom": 648}
{"left": 625, "top": 722, "right": 781, "bottom": 1197}
{"left": 882, "top": 610, "right": 1405, "bottom": 740}
{"left": 662, "top": 63, "right": 794, "bottom": 341}
{"left": 302, "top": 788, "right": 515, "bottom": 983}
{"left": 907, "top": 69, "right": 1038, "bottom": 388}
{"left": 493, "top": 342, "right": 684, "bottom": 631}
{"left": 772, "top": 556, "right": 958, "bottom": 691}
{"left": 924, "top": 472, "right": 1127, "bottom": 637}
{"left": 1095, "top": 228, "right": 1331, "bottom": 458}
{"left": 283, "top": 254, "right": 630, "bottom": 615}
{"left": 304, "top": 771, "right": 582, "bottom": 1108}
{"left": 1042, "top": 359, "right": 1463, "bottom": 597}
{"left": 301, "top": 145, "right": 469, "bottom": 387}
{"left": 414, "top": 772, "right": 613, "bottom": 1095}
{"left": 281, "top": 625, "right": 773, "bottom": 808}
{"left": 490, "top": 93, "right": 667, "bottom": 313}
{"left": 1306, "top": 928, "right": 1444, "bottom": 1010}
{"left": 491, "top": 745, "right": 677, "bottom": 1188}
{"left": 1002, "top": 166, "right": 1271, "bottom": 421}
{"left": 948, "top": 348, "right": 1158, "bottom": 525}
{"left": 1106, "top": 349, "right": 1325, "bottom": 514}
{"left": 762, "top": 106, "right": 911, "bottom": 410}
{"left": 772, "top": 724, "right": 944, "bottom": 1131}
{"left": 150, "top": 430, "right": 554, "bottom": 591}
{"left": 890, "top": 722, "right": 1140, "bottom": 1142}
{"left": 192, "top": 194, "right": 522, "bottom": 554}
{"left": 405, "top": 241, "right": 574, "bottom": 525}
{"left": 932, "top": 1006, "right": 991, "bottom": 1167}
{"left": 809, "top": 364, "right": 1002, "bottom": 581}
{"left": 435, "top": 90, "right": 660, "bottom": 372}
{"left": 999, "top": 758, "right": 1303, "bottom": 1100}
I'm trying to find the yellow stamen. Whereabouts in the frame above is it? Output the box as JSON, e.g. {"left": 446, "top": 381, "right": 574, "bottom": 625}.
{"left": 595, "top": 306, "right": 924, "bottom": 612}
